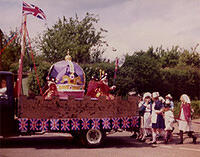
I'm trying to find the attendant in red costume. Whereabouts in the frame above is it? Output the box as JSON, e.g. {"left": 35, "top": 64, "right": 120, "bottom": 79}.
{"left": 86, "top": 76, "right": 99, "bottom": 98}
{"left": 43, "top": 78, "right": 58, "bottom": 100}
{"left": 96, "top": 74, "right": 116, "bottom": 100}
{"left": 177, "top": 94, "right": 197, "bottom": 144}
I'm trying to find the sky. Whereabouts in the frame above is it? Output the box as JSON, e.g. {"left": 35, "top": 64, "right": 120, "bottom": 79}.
{"left": 1, "top": 0, "right": 200, "bottom": 61}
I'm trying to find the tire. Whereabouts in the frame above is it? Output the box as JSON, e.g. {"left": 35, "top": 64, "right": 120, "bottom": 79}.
{"left": 83, "top": 129, "right": 104, "bottom": 147}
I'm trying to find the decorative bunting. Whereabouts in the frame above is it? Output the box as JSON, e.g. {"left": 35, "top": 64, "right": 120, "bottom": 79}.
{"left": 38, "top": 119, "right": 49, "bottom": 131}
{"left": 30, "top": 118, "right": 39, "bottom": 131}
{"left": 81, "top": 118, "right": 90, "bottom": 130}
{"left": 61, "top": 119, "right": 70, "bottom": 131}
{"left": 71, "top": 119, "right": 80, "bottom": 131}
{"left": 91, "top": 118, "right": 100, "bottom": 129}
{"left": 102, "top": 118, "right": 111, "bottom": 129}
{"left": 18, "top": 117, "right": 140, "bottom": 133}
{"left": 50, "top": 119, "right": 60, "bottom": 131}
{"left": 18, "top": 118, "right": 29, "bottom": 132}
{"left": 121, "top": 117, "right": 130, "bottom": 129}
{"left": 131, "top": 116, "right": 139, "bottom": 127}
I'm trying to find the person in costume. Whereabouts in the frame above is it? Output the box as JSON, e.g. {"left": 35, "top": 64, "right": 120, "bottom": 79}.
{"left": 165, "top": 94, "right": 174, "bottom": 110}
{"left": 96, "top": 73, "right": 116, "bottom": 100}
{"left": 86, "top": 76, "right": 99, "bottom": 98}
{"left": 150, "top": 92, "right": 165, "bottom": 144}
{"left": 140, "top": 92, "right": 152, "bottom": 142}
{"left": 0, "top": 79, "right": 7, "bottom": 96}
{"left": 135, "top": 95, "right": 145, "bottom": 140}
{"left": 43, "top": 77, "right": 58, "bottom": 100}
{"left": 163, "top": 100, "right": 174, "bottom": 144}
{"left": 177, "top": 94, "right": 197, "bottom": 144}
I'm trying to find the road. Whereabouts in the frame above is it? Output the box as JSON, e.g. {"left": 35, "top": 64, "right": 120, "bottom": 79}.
{"left": 0, "top": 120, "right": 200, "bottom": 157}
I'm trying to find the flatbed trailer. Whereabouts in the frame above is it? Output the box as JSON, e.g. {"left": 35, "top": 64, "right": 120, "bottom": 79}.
{"left": 0, "top": 71, "right": 140, "bottom": 147}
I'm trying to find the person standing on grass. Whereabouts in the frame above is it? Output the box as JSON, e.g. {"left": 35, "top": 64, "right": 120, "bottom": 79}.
{"left": 177, "top": 94, "right": 197, "bottom": 144}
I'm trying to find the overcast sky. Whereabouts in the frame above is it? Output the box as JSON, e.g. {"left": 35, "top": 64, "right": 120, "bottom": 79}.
{"left": 1, "top": 0, "right": 200, "bottom": 60}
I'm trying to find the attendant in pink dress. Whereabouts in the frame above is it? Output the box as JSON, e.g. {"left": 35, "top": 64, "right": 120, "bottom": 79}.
{"left": 177, "top": 94, "right": 197, "bottom": 144}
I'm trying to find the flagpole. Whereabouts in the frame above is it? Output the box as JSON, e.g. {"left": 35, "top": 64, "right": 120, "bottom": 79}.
{"left": 113, "top": 57, "right": 118, "bottom": 85}
{"left": 17, "top": 14, "right": 27, "bottom": 99}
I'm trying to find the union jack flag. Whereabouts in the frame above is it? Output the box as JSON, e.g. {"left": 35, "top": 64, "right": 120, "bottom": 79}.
{"left": 131, "top": 116, "right": 139, "bottom": 127}
{"left": 91, "top": 118, "right": 100, "bottom": 129}
{"left": 102, "top": 118, "right": 111, "bottom": 129}
{"left": 22, "top": 1, "right": 46, "bottom": 20}
{"left": 71, "top": 119, "right": 80, "bottom": 131}
{"left": 18, "top": 118, "right": 28, "bottom": 132}
{"left": 38, "top": 119, "right": 49, "bottom": 131}
{"left": 81, "top": 118, "right": 90, "bottom": 130}
{"left": 50, "top": 119, "right": 60, "bottom": 131}
{"left": 111, "top": 118, "right": 120, "bottom": 129}
{"left": 61, "top": 119, "right": 70, "bottom": 131}
{"left": 121, "top": 117, "right": 130, "bottom": 129}
{"left": 30, "top": 118, "right": 39, "bottom": 131}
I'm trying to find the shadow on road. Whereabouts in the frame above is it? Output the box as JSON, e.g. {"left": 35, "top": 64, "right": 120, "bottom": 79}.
{"left": 0, "top": 132, "right": 199, "bottom": 149}
{"left": 0, "top": 135, "right": 156, "bottom": 149}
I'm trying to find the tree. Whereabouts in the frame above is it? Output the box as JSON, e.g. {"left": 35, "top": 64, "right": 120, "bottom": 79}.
{"left": 38, "top": 13, "right": 108, "bottom": 64}
{"left": 27, "top": 56, "right": 51, "bottom": 95}
{"left": 0, "top": 29, "right": 21, "bottom": 71}
{"left": 178, "top": 50, "right": 200, "bottom": 68}
{"left": 117, "top": 49, "right": 161, "bottom": 96}
{"left": 157, "top": 46, "right": 180, "bottom": 68}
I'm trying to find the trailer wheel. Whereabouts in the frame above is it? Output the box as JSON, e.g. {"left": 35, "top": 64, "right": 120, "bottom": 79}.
{"left": 84, "top": 129, "right": 103, "bottom": 147}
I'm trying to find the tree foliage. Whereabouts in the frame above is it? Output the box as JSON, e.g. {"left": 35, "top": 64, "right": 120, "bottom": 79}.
{"left": 116, "top": 46, "right": 200, "bottom": 100}
{"left": 0, "top": 29, "right": 21, "bottom": 71}
{"left": 37, "top": 13, "right": 108, "bottom": 64}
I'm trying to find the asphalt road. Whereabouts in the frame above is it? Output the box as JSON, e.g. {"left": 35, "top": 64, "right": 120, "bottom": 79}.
{"left": 0, "top": 120, "right": 200, "bottom": 157}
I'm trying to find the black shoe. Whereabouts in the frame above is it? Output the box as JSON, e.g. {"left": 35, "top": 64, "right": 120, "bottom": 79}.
{"left": 193, "top": 137, "right": 197, "bottom": 144}
{"left": 177, "top": 141, "right": 183, "bottom": 144}
{"left": 138, "top": 138, "right": 146, "bottom": 142}
{"left": 149, "top": 141, "right": 157, "bottom": 144}
{"left": 130, "top": 134, "right": 137, "bottom": 138}
{"left": 146, "top": 134, "right": 152, "bottom": 137}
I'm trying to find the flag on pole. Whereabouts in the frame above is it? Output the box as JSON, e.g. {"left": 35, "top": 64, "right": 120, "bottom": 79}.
{"left": 114, "top": 57, "right": 118, "bottom": 80}
{"left": 22, "top": 1, "right": 46, "bottom": 20}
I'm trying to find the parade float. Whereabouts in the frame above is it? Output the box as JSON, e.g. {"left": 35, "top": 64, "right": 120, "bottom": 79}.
{"left": 0, "top": 1, "right": 140, "bottom": 147}
{"left": 0, "top": 53, "right": 140, "bottom": 146}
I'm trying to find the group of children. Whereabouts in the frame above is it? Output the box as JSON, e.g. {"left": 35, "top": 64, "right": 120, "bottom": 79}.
{"left": 137, "top": 92, "right": 197, "bottom": 144}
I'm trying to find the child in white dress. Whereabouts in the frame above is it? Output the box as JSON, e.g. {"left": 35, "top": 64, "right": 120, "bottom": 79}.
{"left": 177, "top": 94, "right": 197, "bottom": 144}
{"left": 163, "top": 100, "right": 174, "bottom": 144}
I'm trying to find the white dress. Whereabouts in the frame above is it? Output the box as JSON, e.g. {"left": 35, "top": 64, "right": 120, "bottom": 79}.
{"left": 143, "top": 103, "right": 151, "bottom": 129}
{"left": 164, "top": 110, "right": 174, "bottom": 130}
{"left": 178, "top": 108, "right": 193, "bottom": 132}
{"left": 0, "top": 87, "right": 7, "bottom": 96}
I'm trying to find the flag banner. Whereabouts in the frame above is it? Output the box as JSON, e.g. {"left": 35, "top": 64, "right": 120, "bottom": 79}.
{"left": 22, "top": 1, "right": 46, "bottom": 20}
{"left": 17, "top": 117, "right": 140, "bottom": 133}
{"left": 114, "top": 57, "right": 118, "bottom": 79}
